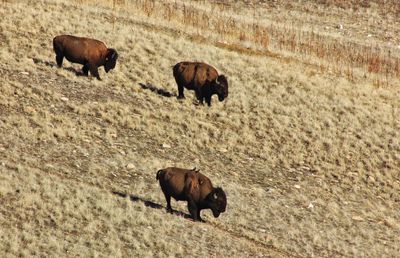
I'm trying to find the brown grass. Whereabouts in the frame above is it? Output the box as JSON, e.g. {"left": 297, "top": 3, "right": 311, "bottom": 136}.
{"left": 72, "top": 0, "right": 400, "bottom": 84}
{"left": 1, "top": 0, "right": 400, "bottom": 257}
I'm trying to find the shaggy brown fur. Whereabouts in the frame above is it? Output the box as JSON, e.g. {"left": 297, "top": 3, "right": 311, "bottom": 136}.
{"left": 53, "top": 35, "right": 118, "bottom": 80}
{"left": 156, "top": 167, "right": 227, "bottom": 221}
{"left": 173, "top": 61, "right": 228, "bottom": 106}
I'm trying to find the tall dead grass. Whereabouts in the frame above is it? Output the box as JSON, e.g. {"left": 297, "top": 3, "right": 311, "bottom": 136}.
{"left": 74, "top": 0, "right": 400, "bottom": 84}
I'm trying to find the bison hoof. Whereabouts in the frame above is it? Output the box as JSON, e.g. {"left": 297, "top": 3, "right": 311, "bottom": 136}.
{"left": 177, "top": 95, "right": 185, "bottom": 100}
{"left": 166, "top": 208, "right": 173, "bottom": 214}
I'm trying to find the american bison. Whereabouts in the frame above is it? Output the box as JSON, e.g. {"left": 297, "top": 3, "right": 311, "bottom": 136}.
{"left": 156, "top": 167, "right": 227, "bottom": 222}
{"left": 173, "top": 61, "right": 228, "bottom": 106}
{"left": 53, "top": 35, "right": 118, "bottom": 80}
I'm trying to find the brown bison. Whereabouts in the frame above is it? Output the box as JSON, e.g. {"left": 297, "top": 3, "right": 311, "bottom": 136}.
{"left": 53, "top": 35, "right": 118, "bottom": 80}
{"left": 173, "top": 61, "right": 228, "bottom": 106}
{"left": 156, "top": 167, "right": 227, "bottom": 222}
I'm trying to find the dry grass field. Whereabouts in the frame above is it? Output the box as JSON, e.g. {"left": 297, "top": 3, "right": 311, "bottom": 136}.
{"left": 1, "top": 0, "right": 400, "bottom": 257}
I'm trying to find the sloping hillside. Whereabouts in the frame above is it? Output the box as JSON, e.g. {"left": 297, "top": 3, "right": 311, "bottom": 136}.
{"left": 0, "top": 0, "right": 399, "bottom": 257}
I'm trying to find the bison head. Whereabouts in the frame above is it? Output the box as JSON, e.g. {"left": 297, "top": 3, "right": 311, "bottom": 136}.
{"left": 214, "top": 75, "right": 228, "bottom": 101}
{"left": 206, "top": 187, "right": 227, "bottom": 218}
{"left": 104, "top": 48, "right": 118, "bottom": 73}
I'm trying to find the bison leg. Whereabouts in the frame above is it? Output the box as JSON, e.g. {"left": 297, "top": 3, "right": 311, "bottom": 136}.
{"left": 82, "top": 64, "right": 89, "bottom": 76}
{"left": 188, "top": 200, "right": 199, "bottom": 221}
{"left": 177, "top": 84, "right": 185, "bottom": 99}
{"left": 55, "top": 54, "right": 63, "bottom": 67}
{"left": 89, "top": 64, "right": 101, "bottom": 80}
{"left": 205, "top": 94, "right": 212, "bottom": 106}
{"left": 195, "top": 88, "right": 205, "bottom": 106}
{"left": 165, "top": 194, "right": 173, "bottom": 213}
{"left": 197, "top": 210, "right": 205, "bottom": 222}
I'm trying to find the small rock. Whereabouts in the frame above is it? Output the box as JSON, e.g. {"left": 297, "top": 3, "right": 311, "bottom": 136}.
{"left": 352, "top": 216, "right": 364, "bottom": 222}
{"left": 294, "top": 184, "right": 301, "bottom": 189}
{"left": 60, "top": 97, "right": 69, "bottom": 102}
{"left": 162, "top": 143, "right": 171, "bottom": 148}
{"left": 336, "top": 24, "right": 343, "bottom": 30}
{"left": 367, "top": 34, "right": 372, "bottom": 37}
{"left": 111, "top": 172, "right": 117, "bottom": 177}
{"left": 307, "top": 203, "right": 314, "bottom": 209}
{"left": 126, "top": 163, "right": 135, "bottom": 170}
{"left": 20, "top": 71, "right": 29, "bottom": 75}
{"left": 367, "top": 175, "right": 375, "bottom": 183}
{"left": 220, "top": 148, "right": 228, "bottom": 153}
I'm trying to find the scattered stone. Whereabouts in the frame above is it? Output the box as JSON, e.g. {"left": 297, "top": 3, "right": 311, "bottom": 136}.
{"left": 352, "top": 216, "right": 364, "bottom": 222}
{"left": 336, "top": 24, "right": 343, "bottom": 30}
{"left": 220, "top": 148, "right": 228, "bottom": 153}
{"left": 307, "top": 203, "right": 314, "bottom": 209}
{"left": 294, "top": 184, "right": 301, "bottom": 189}
{"left": 367, "top": 175, "right": 375, "bottom": 183}
{"left": 126, "top": 163, "right": 135, "bottom": 170}
{"left": 20, "top": 71, "right": 29, "bottom": 75}
{"left": 60, "top": 96, "right": 69, "bottom": 102}
{"left": 382, "top": 219, "right": 398, "bottom": 229}
{"left": 162, "top": 143, "right": 171, "bottom": 148}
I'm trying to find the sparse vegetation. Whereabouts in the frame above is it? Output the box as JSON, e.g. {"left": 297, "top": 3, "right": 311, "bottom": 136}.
{"left": 0, "top": 0, "right": 399, "bottom": 257}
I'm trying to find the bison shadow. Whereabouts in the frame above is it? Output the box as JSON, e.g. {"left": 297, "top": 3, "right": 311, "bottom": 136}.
{"left": 138, "top": 83, "right": 176, "bottom": 98}
{"left": 111, "top": 191, "right": 192, "bottom": 220}
{"left": 32, "top": 58, "right": 88, "bottom": 77}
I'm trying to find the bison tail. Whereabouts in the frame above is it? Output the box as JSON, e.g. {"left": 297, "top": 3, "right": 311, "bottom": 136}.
{"left": 156, "top": 169, "right": 164, "bottom": 180}
{"left": 172, "top": 63, "right": 183, "bottom": 78}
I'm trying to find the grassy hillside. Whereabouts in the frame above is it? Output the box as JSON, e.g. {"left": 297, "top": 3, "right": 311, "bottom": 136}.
{"left": 0, "top": 0, "right": 399, "bottom": 257}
